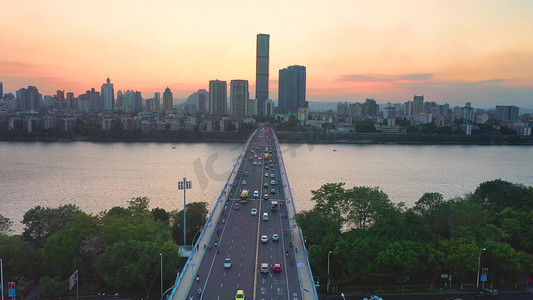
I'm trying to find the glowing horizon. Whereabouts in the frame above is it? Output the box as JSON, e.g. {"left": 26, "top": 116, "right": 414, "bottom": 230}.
{"left": 1, "top": 0, "right": 533, "bottom": 107}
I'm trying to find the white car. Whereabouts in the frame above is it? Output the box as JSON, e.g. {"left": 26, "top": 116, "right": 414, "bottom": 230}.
{"left": 261, "top": 235, "right": 268, "bottom": 243}
{"left": 270, "top": 173, "right": 275, "bottom": 178}
{"left": 265, "top": 172, "right": 269, "bottom": 177}
{"left": 224, "top": 258, "right": 232, "bottom": 268}
{"left": 251, "top": 208, "right": 258, "bottom": 215}
{"left": 253, "top": 190, "right": 259, "bottom": 198}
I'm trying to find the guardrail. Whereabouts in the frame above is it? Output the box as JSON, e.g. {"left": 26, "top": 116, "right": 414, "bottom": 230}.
{"left": 272, "top": 129, "right": 319, "bottom": 300}
{"left": 169, "top": 128, "right": 258, "bottom": 300}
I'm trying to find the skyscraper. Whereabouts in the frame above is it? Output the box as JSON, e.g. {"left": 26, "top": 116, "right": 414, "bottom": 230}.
{"left": 413, "top": 95, "right": 424, "bottom": 115}
{"left": 163, "top": 87, "right": 173, "bottom": 111}
{"left": 256, "top": 33, "right": 269, "bottom": 115}
{"left": 230, "top": 80, "right": 249, "bottom": 116}
{"left": 101, "top": 78, "right": 114, "bottom": 111}
{"left": 209, "top": 80, "right": 227, "bottom": 116}
{"left": 0, "top": 81, "right": 3, "bottom": 98}
{"left": 278, "top": 65, "right": 307, "bottom": 115}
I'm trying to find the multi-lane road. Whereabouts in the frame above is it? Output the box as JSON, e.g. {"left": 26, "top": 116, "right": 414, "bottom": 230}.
{"left": 188, "top": 126, "right": 302, "bottom": 300}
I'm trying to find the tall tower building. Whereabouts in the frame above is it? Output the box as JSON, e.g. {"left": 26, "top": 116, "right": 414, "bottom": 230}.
{"left": 0, "top": 81, "right": 3, "bottom": 98}
{"left": 101, "top": 78, "right": 114, "bottom": 111}
{"left": 209, "top": 80, "right": 227, "bottom": 116}
{"left": 230, "top": 80, "right": 249, "bottom": 116}
{"left": 163, "top": 87, "right": 173, "bottom": 112}
{"left": 278, "top": 65, "right": 307, "bottom": 115}
{"left": 256, "top": 33, "right": 270, "bottom": 116}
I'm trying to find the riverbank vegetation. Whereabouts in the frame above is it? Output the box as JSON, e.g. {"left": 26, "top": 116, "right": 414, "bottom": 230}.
{"left": 296, "top": 179, "right": 533, "bottom": 293}
{"left": 0, "top": 197, "right": 207, "bottom": 299}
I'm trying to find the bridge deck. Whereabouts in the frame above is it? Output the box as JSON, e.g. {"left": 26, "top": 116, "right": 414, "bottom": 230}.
{"left": 169, "top": 125, "right": 318, "bottom": 300}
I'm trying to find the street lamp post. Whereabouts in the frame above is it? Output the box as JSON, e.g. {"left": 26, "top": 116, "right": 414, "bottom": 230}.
{"left": 327, "top": 250, "right": 332, "bottom": 293}
{"left": 178, "top": 178, "right": 192, "bottom": 247}
{"left": 192, "top": 229, "right": 203, "bottom": 252}
{"left": 476, "top": 248, "right": 487, "bottom": 290}
{"left": 160, "top": 253, "right": 163, "bottom": 297}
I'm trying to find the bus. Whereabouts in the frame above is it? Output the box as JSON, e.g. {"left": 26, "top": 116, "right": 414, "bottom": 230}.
{"left": 240, "top": 190, "right": 249, "bottom": 203}
{"left": 264, "top": 153, "right": 269, "bottom": 160}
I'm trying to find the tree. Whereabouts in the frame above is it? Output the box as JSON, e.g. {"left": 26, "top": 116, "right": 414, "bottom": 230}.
{"left": 354, "top": 119, "right": 376, "bottom": 133}
{"left": 0, "top": 214, "right": 13, "bottom": 234}
{"left": 21, "top": 204, "right": 82, "bottom": 247}
{"left": 439, "top": 238, "right": 480, "bottom": 289}
{"left": 152, "top": 207, "right": 170, "bottom": 225}
{"left": 171, "top": 202, "right": 208, "bottom": 245}
{"left": 470, "top": 179, "right": 527, "bottom": 211}
{"left": 375, "top": 240, "right": 424, "bottom": 290}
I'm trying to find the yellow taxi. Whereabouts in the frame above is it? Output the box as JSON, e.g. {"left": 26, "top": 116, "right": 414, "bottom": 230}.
{"left": 235, "top": 289, "right": 245, "bottom": 299}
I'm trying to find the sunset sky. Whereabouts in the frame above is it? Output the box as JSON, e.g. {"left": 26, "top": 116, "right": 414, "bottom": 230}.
{"left": 1, "top": 0, "right": 533, "bottom": 107}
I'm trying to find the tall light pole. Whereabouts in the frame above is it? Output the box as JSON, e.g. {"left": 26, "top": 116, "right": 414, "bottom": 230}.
{"left": 1, "top": 258, "right": 4, "bottom": 300}
{"left": 159, "top": 253, "right": 163, "bottom": 297}
{"left": 178, "top": 177, "right": 192, "bottom": 247}
{"left": 327, "top": 250, "right": 332, "bottom": 293}
{"left": 476, "top": 248, "right": 486, "bottom": 290}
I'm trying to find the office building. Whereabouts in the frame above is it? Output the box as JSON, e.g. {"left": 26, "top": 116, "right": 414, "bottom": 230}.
{"left": 101, "top": 78, "right": 114, "bottom": 111}
{"left": 278, "top": 65, "right": 307, "bottom": 115}
{"left": 0, "top": 81, "right": 3, "bottom": 98}
{"left": 230, "top": 80, "right": 249, "bottom": 116}
{"left": 256, "top": 33, "right": 270, "bottom": 115}
{"left": 163, "top": 87, "right": 173, "bottom": 111}
{"left": 209, "top": 80, "right": 227, "bottom": 116}
{"left": 365, "top": 98, "right": 378, "bottom": 116}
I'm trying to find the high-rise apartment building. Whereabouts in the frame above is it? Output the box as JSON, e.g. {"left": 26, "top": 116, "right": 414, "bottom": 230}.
{"left": 256, "top": 34, "right": 270, "bottom": 116}
{"left": 278, "top": 65, "right": 307, "bottom": 115}
{"left": 230, "top": 80, "right": 249, "bottom": 116}
{"left": 413, "top": 95, "right": 424, "bottom": 115}
{"left": 365, "top": 99, "right": 378, "bottom": 116}
{"left": 209, "top": 80, "right": 227, "bottom": 116}
{"left": 163, "top": 87, "right": 173, "bottom": 111}
{"left": 496, "top": 105, "right": 519, "bottom": 122}
{"left": 16, "top": 86, "right": 41, "bottom": 111}
{"left": 101, "top": 78, "right": 114, "bottom": 111}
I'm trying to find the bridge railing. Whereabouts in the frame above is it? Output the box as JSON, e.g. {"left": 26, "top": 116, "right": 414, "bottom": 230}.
{"left": 273, "top": 129, "right": 319, "bottom": 300}
{"left": 168, "top": 128, "right": 258, "bottom": 300}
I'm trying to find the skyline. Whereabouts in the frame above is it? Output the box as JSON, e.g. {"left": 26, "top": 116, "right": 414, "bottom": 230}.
{"left": 1, "top": 0, "right": 533, "bottom": 107}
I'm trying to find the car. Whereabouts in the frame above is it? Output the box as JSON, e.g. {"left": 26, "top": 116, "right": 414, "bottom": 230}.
{"left": 476, "top": 288, "right": 499, "bottom": 297}
{"left": 258, "top": 162, "right": 262, "bottom": 166}
{"left": 234, "top": 203, "right": 240, "bottom": 210}
{"left": 253, "top": 161, "right": 257, "bottom": 166}
{"left": 262, "top": 212, "right": 269, "bottom": 221}
{"left": 251, "top": 149, "right": 254, "bottom": 153}
{"left": 251, "top": 208, "right": 257, "bottom": 215}
{"left": 258, "top": 157, "right": 262, "bottom": 160}
{"left": 263, "top": 193, "right": 269, "bottom": 200}
{"left": 265, "top": 165, "right": 269, "bottom": 170}
{"left": 273, "top": 263, "right": 282, "bottom": 273}
{"left": 260, "top": 263, "right": 269, "bottom": 273}
{"left": 270, "top": 173, "right": 275, "bottom": 178}
{"left": 270, "top": 188, "right": 276, "bottom": 194}
{"left": 244, "top": 172, "right": 249, "bottom": 176}
{"left": 253, "top": 190, "right": 259, "bottom": 198}
{"left": 224, "top": 258, "right": 232, "bottom": 268}
{"left": 254, "top": 155, "right": 257, "bottom": 158}
{"left": 272, "top": 234, "right": 279, "bottom": 241}
{"left": 264, "top": 182, "right": 269, "bottom": 188}
{"left": 242, "top": 180, "right": 247, "bottom": 185}
{"left": 235, "top": 289, "right": 245, "bottom": 299}
{"left": 363, "top": 296, "right": 382, "bottom": 300}
{"left": 261, "top": 235, "right": 268, "bottom": 243}
{"left": 270, "top": 180, "right": 276, "bottom": 185}
{"left": 265, "top": 172, "right": 269, "bottom": 177}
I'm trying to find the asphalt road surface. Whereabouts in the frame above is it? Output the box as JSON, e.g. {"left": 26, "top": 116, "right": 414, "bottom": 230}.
{"left": 189, "top": 126, "right": 303, "bottom": 300}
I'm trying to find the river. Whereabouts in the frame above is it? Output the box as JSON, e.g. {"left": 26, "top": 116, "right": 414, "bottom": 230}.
{"left": 1, "top": 141, "right": 532, "bottom": 233}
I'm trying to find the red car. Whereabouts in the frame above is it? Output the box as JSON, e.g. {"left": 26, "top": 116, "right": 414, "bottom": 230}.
{"left": 273, "top": 263, "right": 282, "bottom": 273}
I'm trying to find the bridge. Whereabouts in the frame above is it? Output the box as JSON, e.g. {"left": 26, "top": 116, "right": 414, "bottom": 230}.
{"left": 168, "top": 125, "right": 318, "bottom": 300}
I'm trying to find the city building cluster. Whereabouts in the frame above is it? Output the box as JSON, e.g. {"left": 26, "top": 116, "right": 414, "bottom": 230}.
{"left": 330, "top": 96, "right": 530, "bottom": 135}
{"left": 0, "top": 34, "right": 310, "bottom": 134}
{"left": 0, "top": 33, "right": 531, "bottom": 136}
